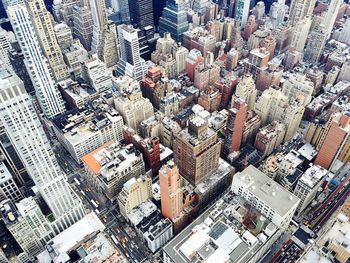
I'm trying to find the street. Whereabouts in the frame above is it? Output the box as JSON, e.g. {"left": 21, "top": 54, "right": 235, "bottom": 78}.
{"left": 51, "top": 140, "right": 152, "bottom": 262}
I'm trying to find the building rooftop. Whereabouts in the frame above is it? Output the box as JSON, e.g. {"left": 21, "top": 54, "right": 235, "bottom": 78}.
{"left": 58, "top": 78, "right": 97, "bottom": 102}
{"left": 37, "top": 213, "right": 126, "bottom": 263}
{"left": 81, "top": 142, "right": 142, "bottom": 179}
{"left": 233, "top": 165, "right": 300, "bottom": 217}
{"left": 196, "top": 158, "right": 234, "bottom": 194}
{"left": 53, "top": 106, "right": 122, "bottom": 145}
{"left": 163, "top": 191, "right": 280, "bottom": 263}
{"left": 299, "top": 213, "right": 350, "bottom": 263}
{"left": 127, "top": 200, "right": 157, "bottom": 226}
{"left": 299, "top": 165, "right": 328, "bottom": 189}
{"left": 144, "top": 218, "right": 172, "bottom": 242}
{"left": 36, "top": 212, "right": 105, "bottom": 263}
{"left": 297, "top": 143, "right": 318, "bottom": 161}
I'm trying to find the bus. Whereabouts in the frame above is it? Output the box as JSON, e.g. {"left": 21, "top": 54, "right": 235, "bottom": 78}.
{"left": 74, "top": 178, "right": 81, "bottom": 186}
{"left": 111, "top": 235, "right": 119, "bottom": 245}
{"left": 91, "top": 199, "right": 99, "bottom": 208}
{"left": 95, "top": 208, "right": 100, "bottom": 214}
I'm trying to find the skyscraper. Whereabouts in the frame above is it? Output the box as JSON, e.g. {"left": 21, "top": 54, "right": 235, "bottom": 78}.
{"left": 269, "top": 0, "right": 287, "bottom": 28}
{"left": 303, "top": 18, "right": 327, "bottom": 65}
{"left": 159, "top": 0, "right": 189, "bottom": 43}
{"left": 25, "top": 0, "right": 68, "bottom": 81}
{"left": 98, "top": 22, "right": 119, "bottom": 68}
{"left": 315, "top": 112, "right": 350, "bottom": 170}
{"left": 159, "top": 161, "right": 183, "bottom": 220}
{"left": 116, "top": 24, "right": 148, "bottom": 81}
{"left": 223, "top": 97, "right": 248, "bottom": 157}
{"left": 89, "top": 0, "right": 108, "bottom": 52}
{"left": 288, "top": 0, "right": 317, "bottom": 27}
{"left": 73, "top": 5, "right": 94, "bottom": 51}
{"left": 0, "top": 68, "right": 85, "bottom": 235}
{"left": 323, "top": 0, "right": 342, "bottom": 38}
{"left": 7, "top": 4, "right": 66, "bottom": 118}
{"left": 129, "top": 0, "right": 154, "bottom": 30}
{"left": 234, "top": 0, "right": 251, "bottom": 29}
{"left": 173, "top": 116, "right": 221, "bottom": 185}
{"left": 290, "top": 15, "right": 312, "bottom": 52}
{"left": 0, "top": 26, "right": 12, "bottom": 69}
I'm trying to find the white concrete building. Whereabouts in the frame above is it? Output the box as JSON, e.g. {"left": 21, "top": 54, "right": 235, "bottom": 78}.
{"left": 7, "top": 4, "right": 65, "bottom": 118}
{"left": 0, "top": 198, "right": 54, "bottom": 260}
{"left": 293, "top": 165, "right": 328, "bottom": 214}
{"left": 116, "top": 24, "right": 147, "bottom": 81}
{"left": 81, "top": 55, "right": 113, "bottom": 92}
{"left": 53, "top": 105, "right": 123, "bottom": 163}
{"left": 0, "top": 162, "right": 23, "bottom": 203}
{"left": 62, "top": 42, "right": 89, "bottom": 79}
{"left": 231, "top": 165, "right": 300, "bottom": 229}
{"left": 282, "top": 72, "right": 314, "bottom": 106}
{"left": 144, "top": 218, "right": 173, "bottom": 253}
{"left": 0, "top": 67, "right": 85, "bottom": 234}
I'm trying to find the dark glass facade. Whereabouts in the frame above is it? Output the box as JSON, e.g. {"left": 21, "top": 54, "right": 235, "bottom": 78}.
{"left": 159, "top": 0, "right": 189, "bottom": 43}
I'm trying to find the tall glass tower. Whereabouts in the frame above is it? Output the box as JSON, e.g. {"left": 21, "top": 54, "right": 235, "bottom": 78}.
{"left": 159, "top": 0, "right": 189, "bottom": 43}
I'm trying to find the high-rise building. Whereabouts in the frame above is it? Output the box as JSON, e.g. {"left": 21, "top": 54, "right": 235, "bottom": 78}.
{"left": 129, "top": 0, "right": 154, "bottom": 30}
{"left": 173, "top": 117, "right": 221, "bottom": 185}
{"left": 333, "top": 17, "right": 350, "bottom": 45}
{"left": 159, "top": 160, "right": 183, "bottom": 220}
{"left": 315, "top": 112, "right": 350, "bottom": 170}
{"left": 223, "top": 97, "right": 248, "bottom": 157}
{"left": 290, "top": 16, "right": 312, "bottom": 52}
{"left": 8, "top": 40, "right": 35, "bottom": 94}
{"left": 282, "top": 72, "right": 314, "bottom": 106}
{"left": 254, "top": 121, "right": 286, "bottom": 158}
{"left": 117, "top": 175, "right": 152, "bottom": 217}
{"left": 255, "top": 87, "right": 305, "bottom": 142}
{"left": 7, "top": 4, "right": 65, "bottom": 118}
{"left": 114, "top": 81, "right": 154, "bottom": 131}
{"left": 293, "top": 165, "right": 328, "bottom": 214}
{"left": 243, "top": 47, "right": 270, "bottom": 81}
{"left": 323, "top": 0, "right": 342, "bottom": 38}
{"left": 192, "top": 0, "right": 211, "bottom": 16}
{"left": 54, "top": 23, "right": 73, "bottom": 50}
{"left": 25, "top": 0, "right": 68, "bottom": 81}
{"left": 0, "top": 26, "right": 13, "bottom": 69}
{"left": 269, "top": 0, "right": 287, "bottom": 28}
{"left": 0, "top": 69, "right": 85, "bottom": 235}
{"left": 128, "top": 0, "right": 156, "bottom": 59}
{"left": 235, "top": 74, "right": 257, "bottom": 110}
{"left": 288, "top": 0, "right": 317, "bottom": 27}
{"left": 234, "top": 0, "right": 251, "bottom": 29}
{"left": 73, "top": 5, "right": 94, "bottom": 51}
{"left": 116, "top": 24, "right": 148, "bottom": 81}
{"left": 1, "top": 198, "right": 54, "bottom": 259}
{"left": 159, "top": 0, "right": 189, "bottom": 43}
{"left": 89, "top": 0, "right": 108, "bottom": 52}
{"left": 81, "top": 55, "right": 113, "bottom": 91}
{"left": 303, "top": 19, "right": 327, "bottom": 65}
{"left": 98, "top": 22, "right": 119, "bottom": 68}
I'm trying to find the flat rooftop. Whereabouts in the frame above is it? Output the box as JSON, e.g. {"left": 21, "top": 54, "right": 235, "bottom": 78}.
{"left": 232, "top": 165, "right": 300, "bottom": 217}
{"left": 163, "top": 191, "right": 279, "bottom": 263}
